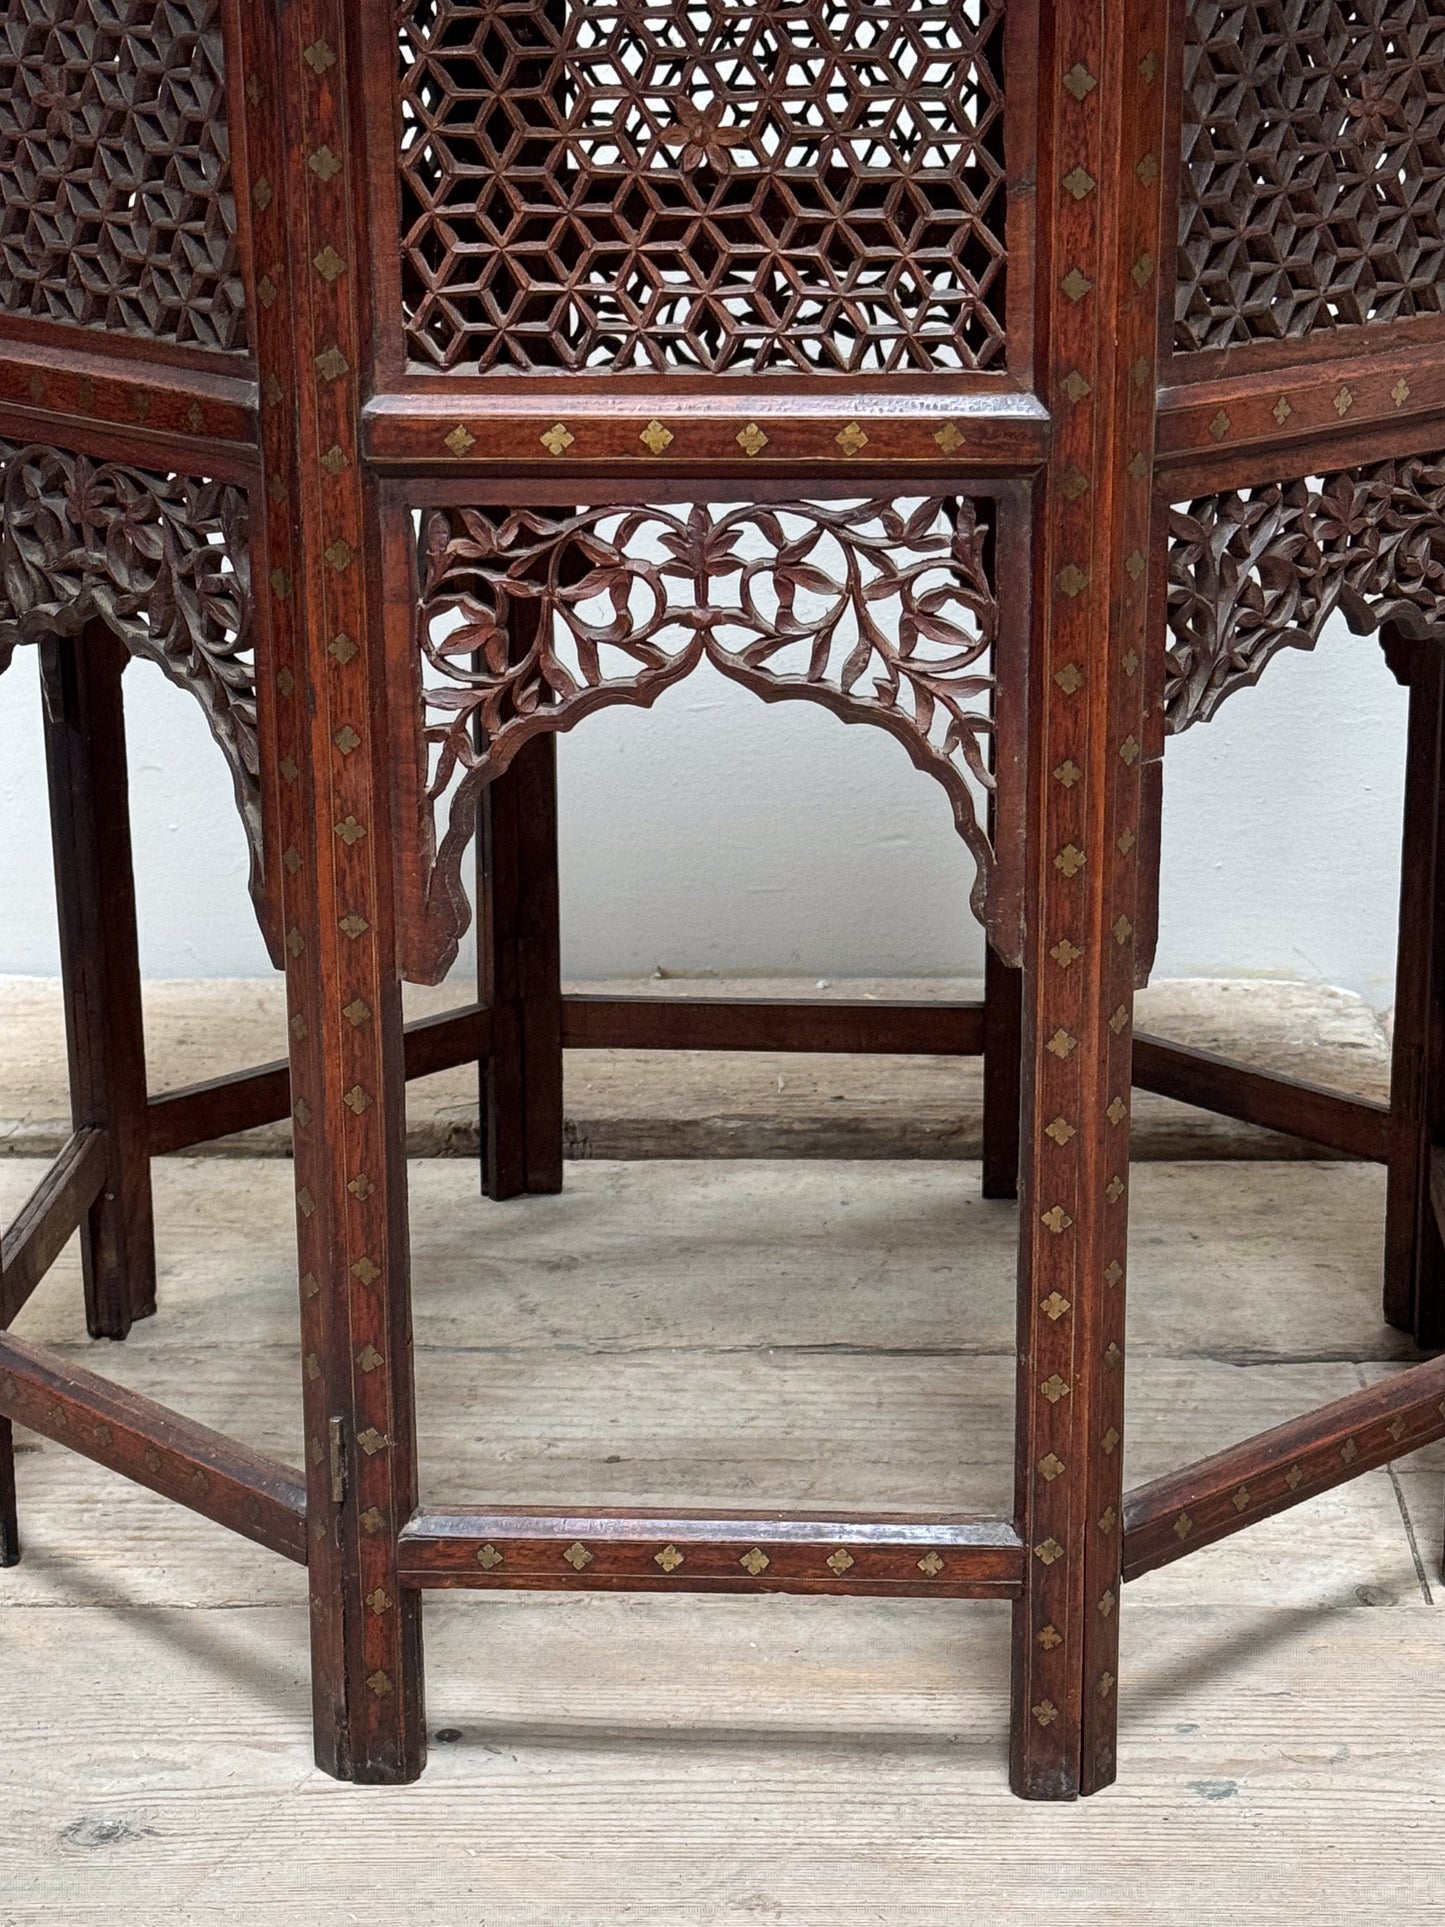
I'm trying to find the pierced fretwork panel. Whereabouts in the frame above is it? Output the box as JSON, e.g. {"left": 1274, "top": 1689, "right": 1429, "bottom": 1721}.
{"left": 1165, "top": 451, "right": 1445, "bottom": 729}
{"left": 407, "top": 495, "right": 1002, "bottom": 977}
{"left": 0, "top": 0, "right": 245, "bottom": 352}
{"left": 397, "top": 0, "right": 1008, "bottom": 374}
{"left": 1176, "top": 1, "right": 1445, "bottom": 353}
{"left": 0, "top": 440, "right": 274, "bottom": 946}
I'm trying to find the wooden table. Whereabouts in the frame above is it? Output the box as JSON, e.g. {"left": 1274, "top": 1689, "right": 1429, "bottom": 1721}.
{"left": 2, "top": 0, "right": 1444, "bottom": 1799}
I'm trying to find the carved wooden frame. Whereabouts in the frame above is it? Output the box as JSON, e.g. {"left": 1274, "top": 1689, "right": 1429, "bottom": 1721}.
{"left": 4, "top": 0, "right": 1445, "bottom": 1805}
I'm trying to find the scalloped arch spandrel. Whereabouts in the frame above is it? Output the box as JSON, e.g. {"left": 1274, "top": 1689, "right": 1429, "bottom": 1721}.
{"left": 400, "top": 494, "right": 1016, "bottom": 983}
{"left": 1165, "top": 450, "right": 1445, "bottom": 731}
{"left": 0, "top": 441, "right": 278, "bottom": 957}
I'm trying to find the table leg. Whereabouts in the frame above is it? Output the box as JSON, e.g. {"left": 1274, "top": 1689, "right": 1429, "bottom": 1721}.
{"left": 40, "top": 626, "right": 155, "bottom": 1339}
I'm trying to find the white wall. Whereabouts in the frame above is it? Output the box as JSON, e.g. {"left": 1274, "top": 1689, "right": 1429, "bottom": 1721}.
{"left": 0, "top": 613, "right": 1409, "bottom": 1006}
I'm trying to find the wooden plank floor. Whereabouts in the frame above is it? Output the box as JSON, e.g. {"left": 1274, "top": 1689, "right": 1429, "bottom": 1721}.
{"left": 2, "top": 1157, "right": 1443, "bottom": 1923}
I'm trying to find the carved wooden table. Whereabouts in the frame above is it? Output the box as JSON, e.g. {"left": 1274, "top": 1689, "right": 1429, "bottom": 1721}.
{"left": 4, "top": 0, "right": 1445, "bottom": 1800}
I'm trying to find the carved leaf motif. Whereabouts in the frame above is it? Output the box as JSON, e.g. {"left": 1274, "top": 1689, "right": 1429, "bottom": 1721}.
{"left": 411, "top": 497, "right": 1001, "bottom": 974}
{"left": 0, "top": 440, "right": 271, "bottom": 948}
{"left": 1166, "top": 452, "right": 1445, "bottom": 729}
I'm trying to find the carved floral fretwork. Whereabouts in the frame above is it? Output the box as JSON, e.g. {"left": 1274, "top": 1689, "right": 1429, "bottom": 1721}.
{"left": 0, "top": 440, "right": 272, "bottom": 942}
{"left": 1165, "top": 451, "right": 1445, "bottom": 730}
{"left": 409, "top": 495, "right": 1002, "bottom": 977}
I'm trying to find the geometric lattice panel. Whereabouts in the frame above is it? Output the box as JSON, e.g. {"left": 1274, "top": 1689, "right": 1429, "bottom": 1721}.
{"left": 1176, "top": 0, "right": 1445, "bottom": 352}
{"left": 398, "top": 0, "right": 1008, "bottom": 374}
{"left": 0, "top": 0, "right": 245, "bottom": 352}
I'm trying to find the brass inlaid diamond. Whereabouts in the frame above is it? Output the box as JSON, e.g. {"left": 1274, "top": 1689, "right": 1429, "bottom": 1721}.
{"left": 1055, "top": 662, "right": 1084, "bottom": 694}
{"left": 351, "top": 1255, "right": 380, "bottom": 1284}
{"left": 293, "top": 1098, "right": 311, "bottom": 1128}
{"left": 1038, "top": 1624, "right": 1063, "bottom": 1649}
{"left": 1057, "top": 563, "right": 1090, "bottom": 597}
{"left": 308, "top": 145, "right": 341, "bottom": 181}
{"left": 1041, "top": 1374, "right": 1071, "bottom": 1404}
{"left": 1389, "top": 1416, "right": 1408, "bottom": 1443}
{"left": 1060, "top": 467, "right": 1089, "bottom": 500}
{"left": 1124, "top": 551, "right": 1146, "bottom": 581}
{"left": 343, "top": 1085, "right": 372, "bottom": 1115}
{"left": 282, "top": 846, "right": 302, "bottom": 875}
{"left": 1106, "top": 1098, "right": 1126, "bottom": 1126}
{"left": 1117, "top": 829, "right": 1136, "bottom": 854}
{"left": 339, "top": 913, "right": 369, "bottom": 939}
{"left": 1173, "top": 1511, "right": 1193, "bottom": 1540}
{"left": 315, "top": 345, "right": 349, "bottom": 382}
{"left": 342, "top": 998, "right": 371, "bottom": 1027}
{"left": 325, "top": 539, "right": 354, "bottom": 572}
{"left": 302, "top": 37, "right": 336, "bottom": 73}
{"left": 366, "top": 1588, "right": 392, "bottom": 1615}
{"left": 1038, "top": 1452, "right": 1066, "bottom": 1482}
{"left": 359, "top": 1507, "right": 384, "bottom": 1534}
{"left": 367, "top": 1669, "right": 392, "bottom": 1697}
{"left": 1042, "top": 1290, "right": 1071, "bottom": 1321}
{"left": 1108, "top": 1007, "right": 1129, "bottom": 1035}
{"left": 476, "top": 1543, "right": 503, "bottom": 1569}
{"left": 1103, "top": 1341, "right": 1123, "bottom": 1369}
{"left": 1062, "top": 370, "right": 1092, "bottom": 404}
{"left": 654, "top": 1544, "right": 684, "bottom": 1572}
{"left": 1051, "top": 938, "right": 1083, "bottom": 968}
{"left": 357, "top": 1428, "right": 388, "bottom": 1456}
{"left": 444, "top": 424, "right": 476, "bottom": 456}
{"left": 1285, "top": 1464, "right": 1304, "bottom": 1489}
{"left": 253, "top": 177, "right": 272, "bottom": 211}
{"left": 736, "top": 423, "right": 768, "bottom": 456}
{"left": 1055, "top": 844, "right": 1085, "bottom": 876}
{"left": 1136, "top": 152, "right": 1159, "bottom": 185}
{"left": 1393, "top": 378, "right": 1412, "bottom": 408}
{"left": 1041, "top": 1206, "right": 1072, "bottom": 1235}
{"left": 1113, "top": 916, "right": 1133, "bottom": 944}
{"left": 740, "top": 1547, "right": 770, "bottom": 1575}
{"left": 933, "top": 422, "right": 965, "bottom": 453}
{"left": 917, "top": 1551, "right": 944, "bottom": 1576}
{"left": 1033, "top": 1698, "right": 1060, "bottom": 1726}
{"left": 1131, "top": 252, "right": 1155, "bottom": 286}
{"left": 1102, "top": 1427, "right": 1120, "bottom": 1454}
{"left": 1273, "top": 395, "right": 1293, "bottom": 425}
{"left": 1209, "top": 409, "right": 1230, "bottom": 441}
{"left": 335, "top": 814, "right": 366, "bottom": 845}
{"left": 1054, "top": 758, "right": 1082, "bottom": 788}
{"left": 1335, "top": 384, "right": 1354, "bottom": 417}
{"left": 348, "top": 1173, "right": 375, "bottom": 1200}
{"left": 1045, "top": 1118, "right": 1076, "bottom": 1146}
{"left": 320, "top": 445, "right": 350, "bottom": 476}
{"left": 1063, "top": 62, "right": 1097, "bottom": 99}
{"left": 1034, "top": 1538, "right": 1064, "bottom": 1566}
{"left": 256, "top": 275, "right": 277, "bottom": 308}
{"left": 1062, "top": 165, "right": 1096, "bottom": 200}
{"left": 826, "top": 1548, "right": 855, "bottom": 1575}
{"left": 639, "top": 419, "right": 673, "bottom": 454}
{"left": 1340, "top": 1437, "right": 1358, "bottom": 1464}
{"left": 1119, "top": 734, "right": 1141, "bottom": 764}
{"left": 835, "top": 422, "right": 869, "bottom": 455}
{"left": 1046, "top": 1029, "right": 1077, "bottom": 1058}
{"left": 563, "top": 1542, "right": 593, "bottom": 1569}
{"left": 313, "top": 245, "right": 347, "bottom": 282}
{"left": 1232, "top": 1485, "right": 1251, "bottom": 1512}
{"left": 1061, "top": 267, "right": 1093, "bottom": 303}
{"left": 1098, "top": 1507, "right": 1117, "bottom": 1534}
{"left": 1098, "top": 1587, "right": 1116, "bottom": 1616}
{"left": 357, "top": 1344, "right": 383, "bottom": 1374}
{"left": 328, "top": 631, "right": 358, "bottom": 663}
{"left": 540, "top": 422, "right": 574, "bottom": 455}
{"left": 334, "top": 725, "right": 361, "bottom": 755}
{"left": 1105, "top": 1175, "right": 1124, "bottom": 1203}
{"left": 1098, "top": 1670, "right": 1116, "bottom": 1697}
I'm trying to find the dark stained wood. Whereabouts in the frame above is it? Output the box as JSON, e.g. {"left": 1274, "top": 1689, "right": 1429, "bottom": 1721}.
{"left": 0, "top": 1329, "right": 307, "bottom": 1563}
{"left": 0, "top": 1128, "right": 109, "bottom": 1327}
{"left": 982, "top": 950, "right": 1022, "bottom": 1199}
{"left": 0, "top": 1416, "right": 15, "bottom": 1566}
{"left": 1381, "top": 629, "right": 1445, "bottom": 1344}
{"left": 6, "top": 0, "right": 1445, "bottom": 1806}
{"left": 40, "top": 626, "right": 156, "bottom": 1339}
{"left": 399, "top": 1506, "right": 1023, "bottom": 1597}
{"left": 478, "top": 731, "right": 564, "bottom": 1198}
{"left": 561, "top": 997, "right": 986, "bottom": 1055}
{"left": 1009, "top": 0, "right": 1171, "bottom": 1802}
{"left": 1131, "top": 1035, "right": 1392, "bottom": 1162}
{"left": 146, "top": 1002, "right": 495, "bottom": 1156}
{"left": 239, "top": 0, "right": 426, "bottom": 1787}
{"left": 1122, "top": 1353, "right": 1445, "bottom": 1583}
